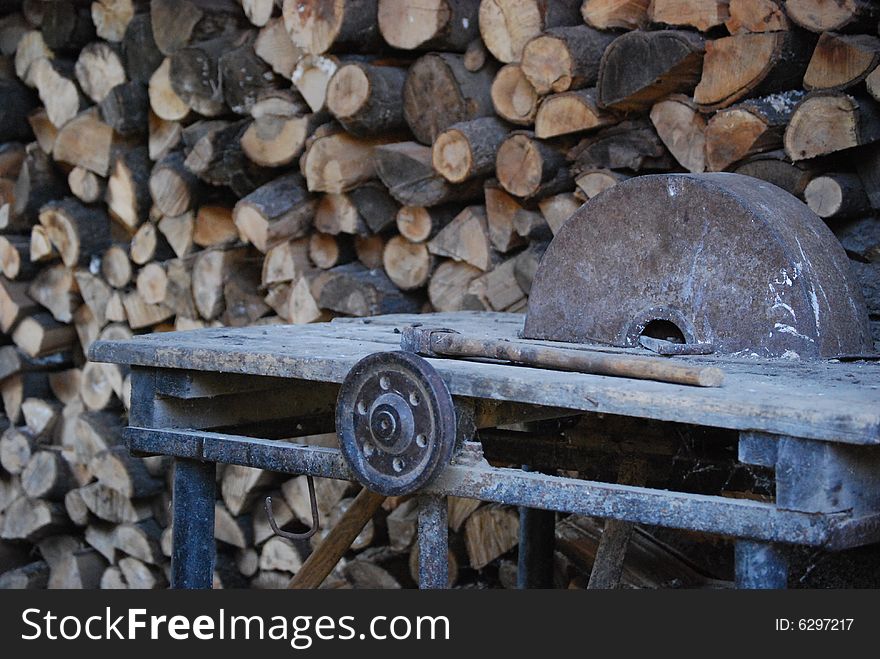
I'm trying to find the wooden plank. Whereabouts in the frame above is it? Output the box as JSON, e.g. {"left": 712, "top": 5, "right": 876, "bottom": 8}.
{"left": 154, "top": 369, "right": 299, "bottom": 399}
{"left": 90, "top": 312, "right": 880, "bottom": 444}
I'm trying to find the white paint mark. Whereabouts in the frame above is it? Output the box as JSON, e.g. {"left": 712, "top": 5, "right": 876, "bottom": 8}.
{"left": 781, "top": 350, "right": 801, "bottom": 360}
{"left": 773, "top": 323, "right": 815, "bottom": 343}
{"left": 666, "top": 178, "right": 682, "bottom": 197}
{"left": 770, "top": 300, "right": 796, "bottom": 321}
{"left": 462, "top": 18, "right": 469, "bottom": 28}
{"left": 809, "top": 286, "right": 820, "bottom": 335}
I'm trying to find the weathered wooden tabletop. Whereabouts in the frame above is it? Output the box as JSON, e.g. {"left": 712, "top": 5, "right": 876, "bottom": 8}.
{"left": 89, "top": 311, "right": 880, "bottom": 445}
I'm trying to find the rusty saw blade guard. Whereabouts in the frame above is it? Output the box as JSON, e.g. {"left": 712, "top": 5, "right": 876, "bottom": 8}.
{"left": 523, "top": 173, "right": 873, "bottom": 359}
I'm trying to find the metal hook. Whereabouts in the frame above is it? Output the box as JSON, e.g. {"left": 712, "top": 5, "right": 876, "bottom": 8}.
{"left": 265, "top": 475, "right": 319, "bottom": 541}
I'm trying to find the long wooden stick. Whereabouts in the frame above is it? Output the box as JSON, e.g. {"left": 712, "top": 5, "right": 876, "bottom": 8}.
{"left": 287, "top": 488, "right": 385, "bottom": 589}
{"left": 403, "top": 328, "right": 725, "bottom": 387}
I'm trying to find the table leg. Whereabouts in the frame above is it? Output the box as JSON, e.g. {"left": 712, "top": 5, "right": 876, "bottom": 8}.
{"left": 517, "top": 506, "right": 555, "bottom": 588}
{"left": 417, "top": 493, "right": 449, "bottom": 589}
{"left": 171, "top": 457, "right": 216, "bottom": 589}
{"left": 735, "top": 540, "right": 788, "bottom": 589}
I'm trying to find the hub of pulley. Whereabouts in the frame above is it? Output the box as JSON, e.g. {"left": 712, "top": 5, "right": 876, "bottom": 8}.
{"left": 336, "top": 351, "right": 456, "bottom": 496}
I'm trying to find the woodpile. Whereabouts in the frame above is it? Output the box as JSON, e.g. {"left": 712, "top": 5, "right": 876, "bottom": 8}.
{"left": 0, "top": 0, "right": 878, "bottom": 590}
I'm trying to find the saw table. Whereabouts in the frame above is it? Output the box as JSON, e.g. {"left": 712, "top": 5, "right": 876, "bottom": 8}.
{"left": 89, "top": 310, "right": 880, "bottom": 590}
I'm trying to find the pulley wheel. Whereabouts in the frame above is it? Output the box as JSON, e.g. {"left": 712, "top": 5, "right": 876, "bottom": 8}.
{"left": 336, "top": 351, "right": 456, "bottom": 496}
{"left": 524, "top": 173, "right": 872, "bottom": 358}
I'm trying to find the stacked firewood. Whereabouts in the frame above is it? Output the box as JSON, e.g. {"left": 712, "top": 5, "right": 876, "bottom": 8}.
{"left": 0, "top": 0, "right": 878, "bottom": 589}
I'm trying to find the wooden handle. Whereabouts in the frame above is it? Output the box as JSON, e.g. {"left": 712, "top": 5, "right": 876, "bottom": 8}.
{"left": 431, "top": 333, "right": 725, "bottom": 388}
{"left": 287, "top": 487, "right": 385, "bottom": 589}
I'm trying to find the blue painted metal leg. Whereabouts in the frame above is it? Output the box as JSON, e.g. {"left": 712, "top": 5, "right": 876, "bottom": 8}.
{"left": 417, "top": 493, "right": 448, "bottom": 589}
{"left": 735, "top": 540, "right": 788, "bottom": 589}
{"left": 517, "top": 505, "right": 555, "bottom": 588}
{"left": 172, "top": 458, "right": 216, "bottom": 589}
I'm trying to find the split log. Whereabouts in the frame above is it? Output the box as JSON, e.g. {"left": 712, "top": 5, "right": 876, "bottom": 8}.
{"left": 465, "top": 257, "right": 526, "bottom": 311}
{"left": 326, "top": 63, "right": 407, "bottom": 136}
{"left": 375, "top": 141, "right": 484, "bottom": 207}
{"left": 265, "top": 275, "right": 328, "bottom": 324}
{"left": 496, "top": 131, "right": 569, "bottom": 199}
{"left": 9, "top": 146, "right": 66, "bottom": 232}
{"left": 28, "top": 264, "right": 79, "bottom": 323}
{"left": 12, "top": 312, "right": 76, "bottom": 358}
{"left": 41, "top": 2, "right": 96, "bottom": 52}
{"left": 241, "top": 113, "right": 319, "bottom": 168}
{"left": 80, "top": 361, "right": 124, "bottom": 410}
{"left": 803, "top": 32, "right": 880, "bottom": 91}
{"left": 513, "top": 240, "right": 549, "bottom": 293}
{"left": 131, "top": 222, "right": 173, "bottom": 265}
{"left": 194, "top": 205, "right": 238, "bottom": 248}
{"left": 135, "top": 262, "right": 167, "bottom": 305}
{"left": 478, "top": 0, "right": 582, "bottom": 64}
{"left": 150, "top": 0, "right": 241, "bottom": 56}
{"left": 784, "top": 0, "right": 879, "bottom": 33}
{"left": 521, "top": 25, "right": 615, "bottom": 95}
{"left": 0, "top": 497, "right": 68, "bottom": 542}
{"left": 354, "top": 234, "right": 386, "bottom": 270}
{"left": 119, "top": 556, "right": 166, "bottom": 589}
{"left": 150, "top": 151, "right": 201, "bottom": 216}
{"left": 75, "top": 269, "right": 113, "bottom": 326}
{"left": 292, "top": 54, "right": 339, "bottom": 112}
{"left": 27, "top": 108, "right": 58, "bottom": 155}
{"left": 491, "top": 63, "right": 539, "bottom": 126}
{"left": 0, "top": 143, "right": 25, "bottom": 178}
{"left": 259, "top": 536, "right": 303, "bottom": 573}
{"left": 53, "top": 109, "right": 115, "bottom": 176}
{"left": 315, "top": 194, "right": 367, "bottom": 235}
{"left": 432, "top": 117, "right": 509, "bottom": 184}
{"left": 100, "top": 81, "right": 150, "bottom": 136}
{"left": 121, "top": 291, "right": 173, "bottom": 329}
{"left": 396, "top": 205, "right": 458, "bottom": 243}
{"left": 114, "top": 519, "right": 164, "bottom": 564}
{"left": 148, "top": 58, "right": 190, "bottom": 121}
{"left": 597, "top": 30, "right": 704, "bottom": 112}
{"left": 243, "top": 0, "right": 275, "bottom": 27}
{"left": 192, "top": 247, "right": 249, "bottom": 320}
{"left": 581, "top": 0, "right": 650, "bottom": 30}
{"left": 65, "top": 487, "right": 91, "bottom": 526}
{"left": 784, "top": 92, "right": 880, "bottom": 161}
{"left": 283, "top": 0, "right": 382, "bottom": 54}
{"left": 403, "top": 52, "right": 496, "bottom": 145}
{"left": 0, "top": 561, "right": 49, "bottom": 589}
{"left": 29, "top": 58, "right": 84, "bottom": 129}
{"left": 463, "top": 503, "right": 519, "bottom": 569}
{"left": 316, "top": 263, "right": 421, "bottom": 316}
{"left": 693, "top": 30, "right": 815, "bottom": 110}
{"left": 868, "top": 67, "right": 880, "bottom": 104}
{"left": 78, "top": 482, "right": 151, "bottom": 524}
{"left": 262, "top": 238, "right": 311, "bottom": 287}
{"left": 383, "top": 236, "right": 434, "bottom": 290}
{"left": 535, "top": 88, "right": 617, "bottom": 139}
{"left": 121, "top": 12, "right": 163, "bottom": 84}
{"left": 0, "top": 278, "right": 37, "bottom": 333}
{"left": 0, "top": 235, "right": 38, "bottom": 279}
{"left": 91, "top": 446, "right": 163, "bottom": 498}
{"left": 234, "top": 173, "right": 315, "bottom": 252}
{"left": 75, "top": 410, "right": 125, "bottom": 466}
{"left": 568, "top": 119, "right": 675, "bottom": 173}
{"left": 184, "top": 120, "right": 271, "bottom": 196}
{"left": 378, "top": 0, "right": 480, "bottom": 52}
{"left": 86, "top": 524, "right": 118, "bottom": 563}
{"left": 427, "top": 205, "right": 494, "bottom": 271}
{"left": 732, "top": 149, "right": 816, "bottom": 196}
{"left": 255, "top": 17, "right": 303, "bottom": 78}
{"left": 22, "top": 450, "right": 74, "bottom": 500}
{"left": 148, "top": 111, "right": 181, "bottom": 160}
{"left": 484, "top": 182, "right": 530, "bottom": 252}
{"left": 13, "top": 29, "right": 51, "bottom": 86}
{"left": 67, "top": 0, "right": 109, "bottom": 48}
{"left": 538, "top": 193, "right": 580, "bottom": 235}
{"left": 221, "top": 465, "right": 277, "bottom": 516}
{"left": 648, "top": 0, "right": 731, "bottom": 31}
{"left": 223, "top": 259, "right": 271, "bottom": 327}
{"left": 39, "top": 198, "right": 110, "bottom": 267}
{"left": 726, "top": 0, "right": 789, "bottom": 33}
{"left": 0, "top": 426, "right": 34, "bottom": 475}
{"left": 106, "top": 147, "right": 151, "bottom": 232}
{"left": 102, "top": 245, "right": 132, "bottom": 290}
{"left": 705, "top": 90, "right": 804, "bottom": 172}
{"left": 22, "top": 398, "right": 61, "bottom": 442}
{"left": 348, "top": 183, "right": 399, "bottom": 233}
{"left": 302, "top": 128, "right": 392, "bottom": 193}
{"left": 649, "top": 95, "right": 706, "bottom": 173}
{"left": 74, "top": 41, "right": 126, "bottom": 104}
{"left": 158, "top": 212, "right": 195, "bottom": 258}
{"left": 804, "top": 173, "right": 872, "bottom": 219}
{"left": 219, "top": 37, "right": 276, "bottom": 116}
{"left": 68, "top": 167, "right": 106, "bottom": 204}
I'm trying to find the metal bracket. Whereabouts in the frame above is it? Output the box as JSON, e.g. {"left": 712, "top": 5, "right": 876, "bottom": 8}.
{"left": 265, "top": 476, "right": 319, "bottom": 541}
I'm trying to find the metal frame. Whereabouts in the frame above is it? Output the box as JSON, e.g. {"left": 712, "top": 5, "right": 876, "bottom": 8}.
{"left": 126, "top": 425, "right": 880, "bottom": 590}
